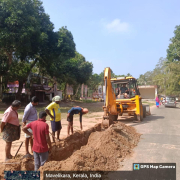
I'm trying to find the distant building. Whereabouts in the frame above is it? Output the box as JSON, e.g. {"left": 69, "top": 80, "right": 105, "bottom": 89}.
{"left": 7, "top": 81, "right": 25, "bottom": 93}
{"left": 6, "top": 75, "right": 62, "bottom": 102}
{"left": 138, "top": 85, "right": 157, "bottom": 99}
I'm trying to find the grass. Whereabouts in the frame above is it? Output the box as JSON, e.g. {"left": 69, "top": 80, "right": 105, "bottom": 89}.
{"left": 0, "top": 101, "right": 104, "bottom": 123}
{"left": 142, "top": 101, "right": 155, "bottom": 107}
{"left": 89, "top": 121, "right": 97, "bottom": 123}
{"left": 0, "top": 107, "right": 46, "bottom": 114}
{"left": 76, "top": 99, "right": 99, "bottom": 103}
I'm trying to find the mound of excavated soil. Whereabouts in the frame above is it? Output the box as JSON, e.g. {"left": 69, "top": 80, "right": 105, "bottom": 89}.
{"left": 0, "top": 122, "right": 141, "bottom": 179}
{"left": 0, "top": 158, "right": 34, "bottom": 177}
{"left": 40, "top": 122, "right": 140, "bottom": 172}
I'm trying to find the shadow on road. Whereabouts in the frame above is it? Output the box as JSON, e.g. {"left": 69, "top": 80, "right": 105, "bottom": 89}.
{"left": 165, "top": 106, "right": 180, "bottom": 109}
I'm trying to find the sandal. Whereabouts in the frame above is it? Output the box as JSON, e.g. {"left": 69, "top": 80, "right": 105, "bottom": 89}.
{"left": 9, "top": 155, "right": 13, "bottom": 159}
{"left": 23, "top": 154, "right": 34, "bottom": 158}
{"left": 5, "top": 158, "right": 11, "bottom": 162}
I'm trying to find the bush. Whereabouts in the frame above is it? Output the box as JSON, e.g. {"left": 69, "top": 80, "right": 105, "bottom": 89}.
{"left": 2, "top": 93, "right": 16, "bottom": 103}
{"left": 80, "top": 99, "right": 98, "bottom": 103}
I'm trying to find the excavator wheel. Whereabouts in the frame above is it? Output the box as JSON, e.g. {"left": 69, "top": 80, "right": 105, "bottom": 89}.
{"left": 137, "top": 103, "right": 143, "bottom": 121}
{"left": 119, "top": 113, "right": 122, "bottom": 116}
{"left": 134, "top": 103, "right": 143, "bottom": 122}
{"left": 140, "top": 103, "right": 143, "bottom": 120}
{"left": 134, "top": 114, "right": 142, "bottom": 122}
{"left": 143, "top": 105, "right": 146, "bottom": 118}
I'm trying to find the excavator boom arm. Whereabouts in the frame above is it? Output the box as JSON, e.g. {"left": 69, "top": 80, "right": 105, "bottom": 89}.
{"left": 104, "top": 67, "right": 117, "bottom": 115}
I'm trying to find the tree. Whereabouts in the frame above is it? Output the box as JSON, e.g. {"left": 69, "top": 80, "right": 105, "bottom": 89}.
{"left": 138, "top": 25, "right": 180, "bottom": 96}
{"left": 167, "top": 25, "right": 180, "bottom": 62}
{"left": 59, "top": 52, "right": 93, "bottom": 100}
{"left": 137, "top": 74, "right": 146, "bottom": 85}
{"left": 40, "top": 27, "right": 76, "bottom": 81}
{"left": 0, "top": 52, "right": 9, "bottom": 97}
{"left": 126, "top": 73, "right": 132, "bottom": 77}
{"left": 87, "top": 74, "right": 102, "bottom": 92}
{"left": 0, "top": 0, "right": 53, "bottom": 98}
{"left": 0, "top": 0, "right": 76, "bottom": 99}
{"left": 166, "top": 25, "right": 180, "bottom": 95}
{"left": 0, "top": 0, "right": 52, "bottom": 64}
{"left": 164, "top": 61, "right": 180, "bottom": 96}
{"left": 137, "top": 57, "right": 180, "bottom": 96}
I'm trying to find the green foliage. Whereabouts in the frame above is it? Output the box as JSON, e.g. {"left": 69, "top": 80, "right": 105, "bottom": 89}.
{"left": 0, "top": 0, "right": 55, "bottom": 86}
{"left": 138, "top": 25, "right": 180, "bottom": 96}
{"left": 62, "top": 52, "right": 93, "bottom": 99}
{"left": 0, "top": 0, "right": 78, "bottom": 98}
{"left": 0, "top": 0, "right": 53, "bottom": 62}
{"left": 137, "top": 56, "right": 180, "bottom": 96}
{"left": 8, "top": 61, "right": 31, "bottom": 81}
{"left": 41, "top": 27, "right": 76, "bottom": 80}
{"left": 0, "top": 51, "right": 9, "bottom": 76}
{"left": 167, "top": 25, "right": 180, "bottom": 62}
{"left": 87, "top": 73, "right": 102, "bottom": 91}
{"left": 87, "top": 70, "right": 129, "bottom": 92}
{"left": 57, "top": 27, "right": 76, "bottom": 58}
{"left": 63, "top": 52, "right": 92, "bottom": 85}
{"left": 165, "top": 61, "right": 180, "bottom": 95}
{"left": 79, "top": 99, "right": 98, "bottom": 103}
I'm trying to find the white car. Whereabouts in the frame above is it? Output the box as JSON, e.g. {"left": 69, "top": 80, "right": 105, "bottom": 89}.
{"left": 165, "top": 96, "right": 176, "bottom": 108}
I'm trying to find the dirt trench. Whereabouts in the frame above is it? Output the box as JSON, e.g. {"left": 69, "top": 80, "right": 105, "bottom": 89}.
{"left": 0, "top": 122, "right": 141, "bottom": 179}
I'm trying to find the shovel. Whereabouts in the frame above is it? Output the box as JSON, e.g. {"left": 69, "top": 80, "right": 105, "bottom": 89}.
{"left": 14, "top": 141, "right": 23, "bottom": 159}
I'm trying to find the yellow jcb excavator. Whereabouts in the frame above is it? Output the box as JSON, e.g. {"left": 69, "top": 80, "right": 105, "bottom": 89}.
{"left": 102, "top": 67, "right": 146, "bottom": 127}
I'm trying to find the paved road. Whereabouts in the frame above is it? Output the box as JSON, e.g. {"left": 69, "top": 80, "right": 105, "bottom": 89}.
{"left": 119, "top": 104, "right": 180, "bottom": 179}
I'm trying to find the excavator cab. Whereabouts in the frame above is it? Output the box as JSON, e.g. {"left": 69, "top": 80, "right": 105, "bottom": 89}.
{"left": 111, "top": 78, "right": 140, "bottom": 99}
{"left": 102, "top": 67, "right": 146, "bottom": 128}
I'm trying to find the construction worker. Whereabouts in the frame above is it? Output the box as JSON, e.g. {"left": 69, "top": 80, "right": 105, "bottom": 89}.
{"left": 45, "top": 96, "right": 61, "bottom": 142}
{"left": 1, "top": 100, "right": 21, "bottom": 161}
{"left": 22, "top": 111, "right": 51, "bottom": 171}
{"left": 22, "top": 96, "right": 39, "bottom": 158}
{"left": 67, "top": 107, "right": 88, "bottom": 136}
{"left": 120, "top": 83, "right": 128, "bottom": 94}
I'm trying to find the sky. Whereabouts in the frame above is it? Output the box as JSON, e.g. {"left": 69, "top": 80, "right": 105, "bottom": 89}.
{"left": 41, "top": 0, "right": 180, "bottom": 78}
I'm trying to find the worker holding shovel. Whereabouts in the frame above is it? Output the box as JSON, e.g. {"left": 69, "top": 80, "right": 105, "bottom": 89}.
{"left": 67, "top": 107, "right": 88, "bottom": 136}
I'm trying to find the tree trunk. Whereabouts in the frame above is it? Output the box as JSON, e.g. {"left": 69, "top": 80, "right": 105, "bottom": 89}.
{"left": 0, "top": 76, "right": 2, "bottom": 99}
{"left": 74, "top": 84, "right": 80, "bottom": 98}
{"left": 16, "top": 81, "right": 24, "bottom": 101}
{"left": 6, "top": 50, "right": 13, "bottom": 65}
{"left": 71, "top": 84, "right": 80, "bottom": 100}
{"left": 15, "top": 59, "right": 38, "bottom": 101}
{"left": 63, "top": 83, "right": 67, "bottom": 101}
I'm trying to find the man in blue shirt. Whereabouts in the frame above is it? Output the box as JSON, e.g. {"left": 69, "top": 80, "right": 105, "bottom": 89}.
{"left": 22, "top": 96, "right": 39, "bottom": 158}
{"left": 67, "top": 107, "right": 88, "bottom": 136}
{"left": 120, "top": 83, "right": 128, "bottom": 94}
